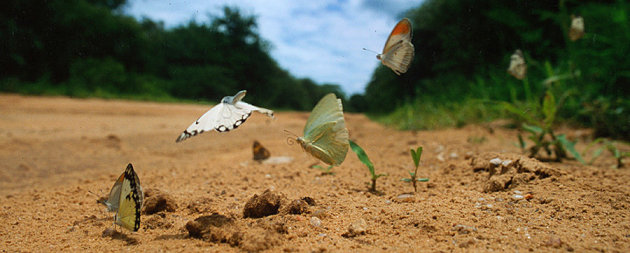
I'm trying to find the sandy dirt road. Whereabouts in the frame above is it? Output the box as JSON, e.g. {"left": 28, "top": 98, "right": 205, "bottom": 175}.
{"left": 0, "top": 94, "right": 628, "bottom": 252}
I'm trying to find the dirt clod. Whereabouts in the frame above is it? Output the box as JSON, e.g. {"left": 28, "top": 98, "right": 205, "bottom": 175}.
{"left": 243, "top": 189, "right": 287, "bottom": 218}
{"left": 470, "top": 153, "right": 564, "bottom": 192}
{"left": 143, "top": 191, "right": 177, "bottom": 214}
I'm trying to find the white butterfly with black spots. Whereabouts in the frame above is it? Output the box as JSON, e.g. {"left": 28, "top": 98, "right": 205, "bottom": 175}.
{"left": 176, "top": 90, "right": 274, "bottom": 142}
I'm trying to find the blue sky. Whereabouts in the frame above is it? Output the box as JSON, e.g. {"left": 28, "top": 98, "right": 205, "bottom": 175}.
{"left": 124, "top": 0, "right": 424, "bottom": 95}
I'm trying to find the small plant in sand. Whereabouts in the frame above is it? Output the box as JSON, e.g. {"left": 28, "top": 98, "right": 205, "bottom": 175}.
{"left": 503, "top": 90, "right": 583, "bottom": 163}
{"left": 349, "top": 140, "right": 386, "bottom": 192}
{"left": 402, "top": 146, "right": 429, "bottom": 192}
{"left": 582, "top": 138, "right": 630, "bottom": 169}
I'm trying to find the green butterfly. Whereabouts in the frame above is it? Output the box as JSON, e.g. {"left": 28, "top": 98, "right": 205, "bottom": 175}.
{"left": 296, "top": 93, "right": 349, "bottom": 166}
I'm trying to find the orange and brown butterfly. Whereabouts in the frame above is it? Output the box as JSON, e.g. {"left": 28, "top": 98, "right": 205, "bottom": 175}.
{"left": 507, "top": 49, "right": 527, "bottom": 80}
{"left": 253, "top": 140, "right": 271, "bottom": 161}
{"left": 377, "top": 18, "right": 415, "bottom": 75}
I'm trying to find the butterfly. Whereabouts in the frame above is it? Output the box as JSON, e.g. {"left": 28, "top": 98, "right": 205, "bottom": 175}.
{"left": 102, "top": 163, "right": 143, "bottom": 232}
{"left": 569, "top": 15, "right": 584, "bottom": 41}
{"left": 507, "top": 49, "right": 527, "bottom": 80}
{"left": 176, "top": 90, "right": 274, "bottom": 142}
{"left": 253, "top": 140, "right": 271, "bottom": 161}
{"left": 295, "top": 93, "right": 349, "bottom": 166}
{"left": 377, "top": 18, "right": 415, "bottom": 75}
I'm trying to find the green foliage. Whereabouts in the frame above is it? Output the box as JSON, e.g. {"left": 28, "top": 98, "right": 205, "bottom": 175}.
{"left": 0, "top": 1, "right": 342, "bottom": 110}
{"left": 582, "top": 138, "right": 630, "bottom": 168}
{"left": 364, "top": 0, "right": 630, "bottom": 141}
{"left": 402, "top": 147, "right": 429, "bottom": 192}
{"left": 349, "top": 140, "right": 386, "bottom": 192}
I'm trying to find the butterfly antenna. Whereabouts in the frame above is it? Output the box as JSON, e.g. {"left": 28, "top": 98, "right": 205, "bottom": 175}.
{"left": 363, "top": 48, "right": 379, "bottom": 55}
{"left": 283, "top": 130, "right": 298, "bottom": 145}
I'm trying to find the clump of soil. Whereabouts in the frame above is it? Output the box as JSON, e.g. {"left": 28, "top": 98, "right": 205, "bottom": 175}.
{"left": 243, "top": 189, "right": 286, "bottom": 218}
{"left": 469, "top": 152, "right": 564, "bottom": 192}
{"left": 143, "top": 212, "right": 173, "bottom": 230}
{"left": 185, "top": 213, "right": 284, "bottom": 251}
{"left": 143, "top": 189, "right": 177, "bottom": 214}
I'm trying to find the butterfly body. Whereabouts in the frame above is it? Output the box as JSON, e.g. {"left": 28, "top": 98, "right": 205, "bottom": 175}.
{"left": 378, "top": 18, "right": 415, "bottom": 75}
{"left": 103, "top": 163, "right": 143, "bottom": 232}
{"left": 296, "top": 93, "right": 349, "bottom": 166}
{"left": 176, "top": 90, "right": 274, "bottom": 142}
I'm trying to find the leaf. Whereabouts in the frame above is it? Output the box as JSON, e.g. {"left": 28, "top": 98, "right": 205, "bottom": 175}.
{"left": 522, "top": 123, "right": 543, "bottom": 134}
{"left": 499, "top": 101, "right": 535, "bottom": 124}
{"left": 542, "top": 90, "right": 556, "bottom": 129}
{"left": 556, "top": 134, "right": 585, "bottom": 164}
{"left": 401, "top": 178, "right": 412, "bottom": 182}
{"left": 410, "top": 146, "right": 423, "bottom": 168}
{"left": 349, "top": 140, "right": 375, "bottom": 176}
{"left": 517, "top": 133, "right": 526, "bottom": 149}
{"left": 417, "top": 178, "right": 429, "bottom": 182}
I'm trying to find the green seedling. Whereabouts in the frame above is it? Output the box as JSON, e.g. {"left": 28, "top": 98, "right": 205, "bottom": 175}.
{"left": 502, "top": 90, "right": 584, "bottom": 163}
{"left": 582, "top": 138, "right": 630, "bottom": 169}
{"left": 349, "top": 140, "right": 386, "bottom": 192}
{"left": 402, "top": 146, "right": 429, "bottom": 192}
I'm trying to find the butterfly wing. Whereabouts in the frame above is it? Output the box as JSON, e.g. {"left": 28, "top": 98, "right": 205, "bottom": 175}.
{"left": 235, "top": 101, "right": 274, "bottom": 118}
{"left": 176, "top": 103, "right": 254, "bottom": 142}
{"left": 115, "top": 164, "right": 142, "bottom": 232}
{"left": 382, "top": 18, "right": 413, "bottom": 54}
{"left": 253, "top": 140, "right": 271, "bottom": 161}
{"left": 301, "top": 93, "right": 349, "bottom": 165}
{"left": 381, "top": 40, "right": 415, "bottom": 75}
{"left": 103, "top": 172, "right": 125, "bottom": 212}
{"left": 507, "top": 50, "right": 527, "bottom": 80}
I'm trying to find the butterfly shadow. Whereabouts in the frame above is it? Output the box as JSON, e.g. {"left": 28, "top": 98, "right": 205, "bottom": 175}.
{"left": 102, "top": 228, "right": 139, "bottom": 245}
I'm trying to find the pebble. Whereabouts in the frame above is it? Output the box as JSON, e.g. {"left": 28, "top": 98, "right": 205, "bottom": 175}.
{"left": 317, "top": 233, "right": 327, "bottom": 237}
{"left": 502, "top": 160, "right": 513, "bottom": 166}
{"left": 396, "top": 194, "right": 415, "bottom": 203}
{"left": 265, "top": 174, "right": 272, "bottom": 178}
{"left": 452, "top": 224, "right": 477, "bottom": 234}
{"left": 512, "top": 194, "right": 524, "bottom": 201}
{"left": 489, "top": 158, "right": 502, "bottom": 165}
{"left": 449, "top": 152, "right": 458, "bottom": 158}
{"left": 310, "top": 217, "right": 322, "bottom": 227}
{"left": 513, "top": 190, "right": 523, "bottom": 194}
{"left": 343, "top": 218, "right": 367, "bottom": 237}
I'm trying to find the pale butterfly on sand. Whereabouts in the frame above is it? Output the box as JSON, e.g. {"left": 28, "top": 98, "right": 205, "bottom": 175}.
{"left": 102, "top": 163, "right": 143, "bottom": 232}
{"left": 176, "top": 90, "right": 274, "bottom": 142}
{"left": 294, "top": 93, "right": 349, "bottom": 166}
{"left": 377, "top": 18, "right": 415, "bottom": 75}
{"left": 507, "top": 49, "right": 527, "bottom": 80}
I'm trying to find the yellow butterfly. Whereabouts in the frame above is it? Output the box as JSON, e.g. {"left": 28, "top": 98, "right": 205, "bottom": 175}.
{"left": 295, "top": 93, "right": 349, "bottom": 166}
{"left": 103, "top": 163, "right": 143, "bottom": 232}
{"left": 377, "top": 18, "right": 415, "bottom": 75}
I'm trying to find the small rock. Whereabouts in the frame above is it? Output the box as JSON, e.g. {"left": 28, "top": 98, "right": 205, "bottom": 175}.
{"left": 452, "top": 224, "right": 477, "bottom": 234}
{"left": 310, "top": 217, "right": 322, "bottom": 227}
{"left": 396, "top": 194, "right": 415, "bottom": 203}
{"left": 343, "top": 218, "right": 367, "bottom": 237}
{"left": 501, "top": 160, "right": 513, "bottom": 166}
{"left": 513, "top": 190, "right": 523, "bottom": 194}
{"left": 449, "top": 152, "right": 458, "bottom": 158}
{"left": 317, "top": 233, "right": 327, "bottom": 237}
{"left": 312, "top": 208, "right": 328, "bottom": 219}
{"left": 489, "top": 158, "right": 502, "bottom": 165}
{"left": 512, "top": 194, "right": 524, "bottom": 201}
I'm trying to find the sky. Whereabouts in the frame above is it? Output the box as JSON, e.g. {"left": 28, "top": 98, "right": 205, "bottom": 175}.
{"left": 123, "top": 0, "right": 423, "bottom": 95}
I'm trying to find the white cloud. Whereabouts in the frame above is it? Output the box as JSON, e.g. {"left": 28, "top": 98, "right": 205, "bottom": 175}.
{"left": 124, "top": 0, "right": 424, "bottom": 94}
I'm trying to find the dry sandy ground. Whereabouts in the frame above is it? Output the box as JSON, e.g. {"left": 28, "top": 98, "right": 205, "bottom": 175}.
{"left": 0, "top": 94, "right": 629, "bottom": 252}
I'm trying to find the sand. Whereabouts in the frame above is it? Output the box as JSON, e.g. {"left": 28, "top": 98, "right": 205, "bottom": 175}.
{"left": 0, "top": 94, "right": 629, "bottom": 252}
